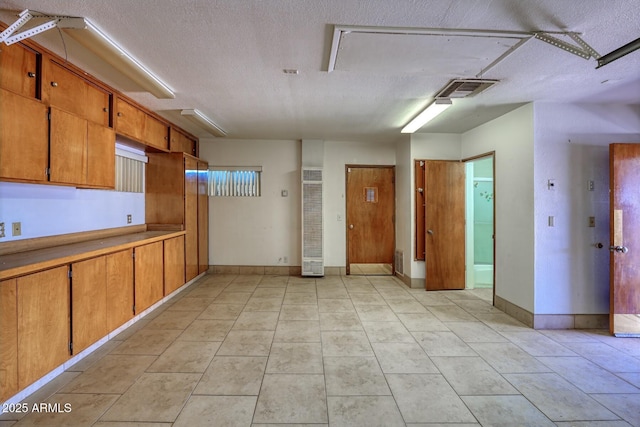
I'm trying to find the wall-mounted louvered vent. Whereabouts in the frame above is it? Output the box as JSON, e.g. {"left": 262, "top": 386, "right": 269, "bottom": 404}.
{"left": 302, "top": 168, "right": 324, "bottom": 276}
{"left": 435, "top": 79, "right": 498, "bottom": 99}
{"left": 115, "top": 155, "right": 145, "bottom": 193}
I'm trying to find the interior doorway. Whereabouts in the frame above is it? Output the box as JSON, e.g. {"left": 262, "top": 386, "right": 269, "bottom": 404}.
{"left": 346, "top": 165, "right": 395, "bottom": 275}
{"left": 464, "top": 155, "right": 495, "bottom": 290}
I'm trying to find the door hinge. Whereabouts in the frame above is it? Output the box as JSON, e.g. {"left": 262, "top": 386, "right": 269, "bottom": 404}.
{"left": 420, "top": 160, "right": 425, "bottom": 167}
{"left": 132, "top": 304, "right": 136, "bottom": 314}
{"left": 45, "top": 167, "right": 50, "bottom": 177}
{"left": 347, "top": 168, "right": 351, "bottom": 173}
{"left": 132, "top": 250, "right": 135, "bottom": 259}
{"left": 68, "top": 342, "right": 73, "bottom": 353}
{"left": 68, "top": 269, "right": 72, "bottom": 278}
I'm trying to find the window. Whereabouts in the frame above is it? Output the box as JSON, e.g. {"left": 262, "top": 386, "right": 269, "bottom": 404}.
{"left": 115, "top": 144, "right": 147, "bottom": 193}
{"left": 208, "top": 166, "right": 262, "bottom": 197}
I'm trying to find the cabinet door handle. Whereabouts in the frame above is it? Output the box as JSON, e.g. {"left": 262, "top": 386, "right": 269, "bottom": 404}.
{"left": 103, "top": 108, "right": 109, "bottom": 112}
{"left": 50, "top": 81, "right": 58, "bottom": 87}
{"left": 117, "top": 112, "right": 123, "bottom": 117}
{"left": 27, "top": 72, "right": 36, "bottom": 78}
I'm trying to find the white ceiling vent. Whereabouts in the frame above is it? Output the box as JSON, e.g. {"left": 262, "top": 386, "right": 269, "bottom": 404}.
{"left": 435, "top": 79, "right": 498, "bottom": 99}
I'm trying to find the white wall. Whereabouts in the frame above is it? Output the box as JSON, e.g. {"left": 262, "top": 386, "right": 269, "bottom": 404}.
{"left": 0, "top": 182, "right": 144, "bottom": 241}
{"left": 533, "top": 103, "right": 640, "bottom": 315}
{"left": 461, "top": 104, "right": 536, "bottom": 312}
{"left": 323, "top": 140, "right": 397, "bottom": 267}
{"left": 199, "top": 138, "right": 301, "bottom": 266}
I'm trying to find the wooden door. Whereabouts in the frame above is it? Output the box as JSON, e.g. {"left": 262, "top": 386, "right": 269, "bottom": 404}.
{"left": 134, "top": 241, "right": 164, "bottom": 313}
{"left": 85, "top": 122, "right": 116, "bottom": 188}
{"left": 197, "top": 161, "right": 209, "bottom": 274}
{"left": 610, "top": 143, "right": 640, "bottom": 336}
{"left": 106, "top": 249, "right": 134, "bottom": 331}
{"left": 115, "top": 97, "right": 145, "bottom": 141}
{"left": 0, "top": 279, "right": 18, "bottom": 402}
{"left": 144, "top": 115, "right": 169, "bottom": 150}
{"left": 46, "top": 60, "right": 87, "bottom": 118}
{"left": 0, "top": 88, "right": 48, "bottom": 182}
{"left": 164, "top": 236, "right": 186, "bottom": 294}
{"left": 424, "top": 161, "right": 466, "bottom": 290}
{"left": 185, "top": 156, "right": 199, "bottom": 281}
{"left": 346, "top": 166, "right": 395, "bottom": 271}
{"left": 84, "top": 82, "right": 111, "bottom": 127}
{"left": 17, "top": 266, "right": 69, "bottom": 389}
{"left": 71, "top": 256, "right": 108, "bottom": 354}
{"left": 0, "top": 41, "right": 38, "bottom": 98}
{"left": 49, "top": 107, "right": 87, "bottom": 185}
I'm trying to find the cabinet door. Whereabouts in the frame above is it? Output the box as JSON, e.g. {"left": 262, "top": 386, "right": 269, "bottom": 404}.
{"left": 85, "top": 82, "right": 111, "bottom": 127}
{"left": 134, "top": 241, "right": 164, "bottom": 313}
{"left": 0, "top": 279, "right": 18, "bottom": 402}
{"left": 115, "top": 97, "right": 145, "bottom": 141}
{"left": 185, "top": 157, "right": 199, "bottom": 281}
{"left": 86, "top": 122, "right": 116, "bottom": 188}
{"left": 17, "top": 266, "right": 69, "bottom": 389}
{"left": 170, "top": 128, "right": 197, "bottom": 156}
{"left": 71, "top": 257, "right": 108, "bottom": 354}
{"left": 106, "top": 249, "right": 134, "bottom": 331}
{"left": 144, "top": 115, "right": 169, "bottom": 150}
{"left": 46, "top": 60, "right": 86, "bottom": 118}
{"left": 0, "top": 88, "right": 48, "bottom": 182}
{"left": 164, "top": 236, "right": 186, "bottom": 295}
{"left": 0, "top": 42, "right": 38, "bottom": 98}
{"left": 198, "top": 161, "right": 209, "bottom": 274}
{"left": 49, "top": 107, "right": 87, "bottom": 185}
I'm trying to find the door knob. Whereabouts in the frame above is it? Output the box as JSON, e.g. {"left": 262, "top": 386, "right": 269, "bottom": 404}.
{"left": 610, "top": 245, "right": 629, "bottom": 253}
{"left": 427, "top": 229, "right": 434, "bottom": 235}
{"left": 349, "top": 224, "right": 354, "bottom": 229}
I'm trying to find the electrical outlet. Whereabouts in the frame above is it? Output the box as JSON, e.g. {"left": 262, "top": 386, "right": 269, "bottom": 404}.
{"left": 589, "top": 216, "right": 596, "bottom": 227}
{"left": 127, "top": 214, "right": 132, "bottom": 224}
{"left": 12, "top": 222, "right": 21, "bottom": 236}
{"left": 0, "top": 222, "right": 5, "bottom": 238}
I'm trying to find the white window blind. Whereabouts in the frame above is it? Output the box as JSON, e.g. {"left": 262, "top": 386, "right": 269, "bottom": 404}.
{"left": 208, "top": 166, "right": 262, "bottom": 197}
{"left": 115, "top": 144, "right": 147, "bottom": 193}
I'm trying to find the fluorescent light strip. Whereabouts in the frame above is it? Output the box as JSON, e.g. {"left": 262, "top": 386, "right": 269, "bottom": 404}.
{"left": 401, "top": 99, "right": 452, "bottom": 133}
{"left": 181, "top": 109, "right": 227, "bottom": 137}
{"left": 62, "top": 19, "right": 175, "bottom": 99}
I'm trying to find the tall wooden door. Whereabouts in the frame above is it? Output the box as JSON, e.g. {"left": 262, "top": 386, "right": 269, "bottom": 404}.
{"left": 346, "top": 166, "right": 395, "bottom": 272}
{"left": 610, "top": 143, "right": 640, "bottom": 336}
{"left": 425, "top": 160, "right": 466, "bottom": 290}
{"left": 185, "top": 156, "right": 199, "bottom": 281}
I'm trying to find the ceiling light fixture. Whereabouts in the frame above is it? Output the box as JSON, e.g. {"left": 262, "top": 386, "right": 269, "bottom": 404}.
{"left": 62, "top": 19, "right": 175, "bottom": 99}
{"left": 401, "top": 99, "right": 452, "bottom": 133}
{"left": 0, "top": 10, "right": 175, "bottom": 99}
{"left": 181, "top": 109, "right": 226, "bottom": 137}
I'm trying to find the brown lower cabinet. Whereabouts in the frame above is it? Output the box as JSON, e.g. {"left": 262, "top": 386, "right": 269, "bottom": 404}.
{"left": 134, "top": 241, "right": 164, "bottom": 314}
{"left": 106, "top": 249, "right": 134, "bottom": 331}
{"left": 0, "top": 278, "right": 18, "bottom": 402}
{"left": 0, "top": 234, "right": 187, "bottom": 402}
{"left": 17, "top": 266, "right": 70, "bottom": 392}
{"left": 164, "top": 236, "right": 186, "bottom": 295}
{"left": 71, "top": 256, "right": 108, "bottom": 355}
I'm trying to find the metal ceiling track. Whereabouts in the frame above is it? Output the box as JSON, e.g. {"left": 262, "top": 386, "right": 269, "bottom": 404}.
{"left": 327, "top": 25, "right": 602, "bottom": 75}
{"left": 0, "top": 9, "right": 84, "bottom": 45}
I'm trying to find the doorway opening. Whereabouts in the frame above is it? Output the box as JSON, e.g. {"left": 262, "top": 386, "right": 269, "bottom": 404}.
{"left": 346, "top": 165, "right": 396, "bottom": 276}
{"left": 464, "top": 155, "right": 495, "bottom": 290}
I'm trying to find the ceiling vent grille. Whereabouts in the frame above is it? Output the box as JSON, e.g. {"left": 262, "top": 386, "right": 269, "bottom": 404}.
{"left": 435, "top": 79, "right": 498, "bottom": 99}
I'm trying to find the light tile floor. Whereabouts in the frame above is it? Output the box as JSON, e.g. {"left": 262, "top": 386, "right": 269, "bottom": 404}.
{"left": 2, "top": 274, "right": 640, "bottom": 427}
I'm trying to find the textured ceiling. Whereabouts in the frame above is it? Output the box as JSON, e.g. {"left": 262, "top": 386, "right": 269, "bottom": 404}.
{"left": 1, "top": 0, "right": 639, "bottom": 142}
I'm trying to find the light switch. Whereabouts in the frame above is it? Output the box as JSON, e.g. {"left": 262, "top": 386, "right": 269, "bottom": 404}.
{"left": 589, "top": 216, "right": 595, "bottom": 227}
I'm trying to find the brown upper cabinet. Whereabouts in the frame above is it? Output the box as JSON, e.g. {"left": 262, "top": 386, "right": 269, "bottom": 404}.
{"left": 44, "top": 59, "right": 111, "bottom": 127}
{"left": 0, "top": 88, "right": 49, "bottom": 183}
{"left": 0, "top": 41, "right": 39, "bottom": 99}
{"left": 144, "top": 114, "right": 170, "bottom": 151}
{"left": 170, "top": 127, "right": 198, "bottom": 156}
{"left": 115, "top": 96, "right": 170, "bottom": 151}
